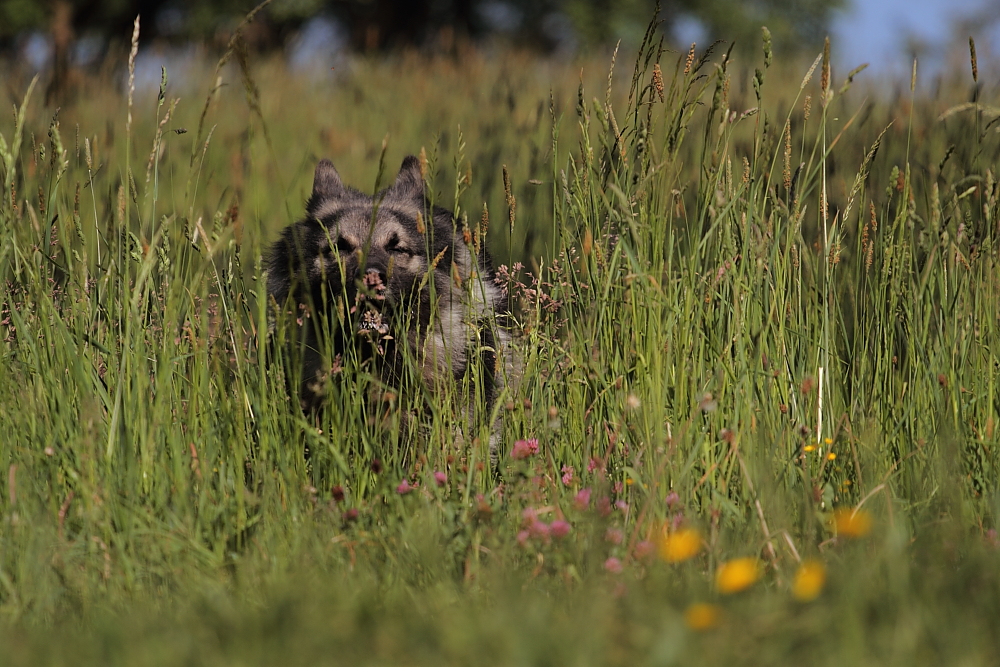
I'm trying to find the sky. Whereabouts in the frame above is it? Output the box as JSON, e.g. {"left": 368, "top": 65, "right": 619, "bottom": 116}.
{"left": 830, "top": 0, "right": 1000, "bottom": 78}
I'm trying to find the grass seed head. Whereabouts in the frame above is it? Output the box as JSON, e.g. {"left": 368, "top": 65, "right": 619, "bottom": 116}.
{"left": 684, "top": 43, "right": 695, "bottom": 75}
{"left": 783, "top": 119, "right": 792, "bottom": 191}
{"left": 652, "top": 63, "right": 664, "bottom": 102}
{"left": 969, "top": 37, "right": 979, "bottom": 83}
{"left": 821, "top": 37, "right": 830, "bottom": 105}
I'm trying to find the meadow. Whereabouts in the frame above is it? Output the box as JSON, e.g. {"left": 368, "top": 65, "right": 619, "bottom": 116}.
{"left": 1, "top": 15, "right": 1000, "bottom": 665}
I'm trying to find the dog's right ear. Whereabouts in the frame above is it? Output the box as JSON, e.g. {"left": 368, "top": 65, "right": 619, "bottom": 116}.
{"left": 312, "top": 159, "right": 344, "bottom": 200}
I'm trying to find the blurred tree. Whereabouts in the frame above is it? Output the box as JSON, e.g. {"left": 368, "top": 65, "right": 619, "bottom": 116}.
{"left": 0, "top": 0, "right": 846, "bottom": 70}
{"left": 520, "top": 0, "right": 845, "bottom": 52}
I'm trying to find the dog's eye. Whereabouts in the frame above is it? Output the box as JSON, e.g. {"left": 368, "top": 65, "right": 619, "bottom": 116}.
{"left": 336, "top": 237, "right": 354, "bottom": 255}
{"left": 386, "top": 235, "right": 414, "bottom": 256}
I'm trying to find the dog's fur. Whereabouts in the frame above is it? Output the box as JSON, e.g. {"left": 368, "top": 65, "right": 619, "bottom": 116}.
{"left": 266, "top": 156, "right": 509, "bottom": 430}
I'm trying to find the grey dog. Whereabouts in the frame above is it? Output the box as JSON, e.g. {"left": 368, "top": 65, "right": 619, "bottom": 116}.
{"left": 266, "top": 156, "right": 510, "bottom": 441}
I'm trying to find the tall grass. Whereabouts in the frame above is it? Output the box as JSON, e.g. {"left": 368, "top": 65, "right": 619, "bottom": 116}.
{"left": 1, "top": 18, "right": 999, "bottom": 665}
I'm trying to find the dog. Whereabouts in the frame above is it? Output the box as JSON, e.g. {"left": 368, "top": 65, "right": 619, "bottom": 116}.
{"left": 266, "top": 156, "right": 510, "bottom": 445}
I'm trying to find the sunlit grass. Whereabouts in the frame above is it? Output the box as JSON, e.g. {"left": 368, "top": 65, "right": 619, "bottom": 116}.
{"left": 1, "top": 16, "right": 999, "bottom": 666}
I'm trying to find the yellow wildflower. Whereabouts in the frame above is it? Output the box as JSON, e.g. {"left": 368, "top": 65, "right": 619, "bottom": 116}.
{"left": 716, "top": 557, "right": 762, "bottom": 594}
{"left": 658, "top": 527, "right": 703, "bottom": 563}
{"left": 833, "top": 508, "right": 872, "bottom": 538}
{"left": 792, "top": 559, "right": 826, "bottom": 602}
{"left": 803, "top": 445, "right": 816, "bottom": 453}
{"left": 684, "top": 603, "right": 721, "bottom": 631}
{"left": 827, "top": 452, "right": 837, "bottom": 461}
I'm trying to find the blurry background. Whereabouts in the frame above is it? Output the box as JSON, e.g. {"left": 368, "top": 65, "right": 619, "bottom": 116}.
{"left": 2, "top": 0, "right": 999, "bottom": 97}
{"left": 0, "top": 0, "right": 997, "bottom": 265}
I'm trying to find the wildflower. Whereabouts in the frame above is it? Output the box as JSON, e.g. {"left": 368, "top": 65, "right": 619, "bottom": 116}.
{"left": 833, "top": 508, "right": 872, "bottom": 538}
{"left": 606, "top": 527, "right": 624, "bottom": 545}
{"left": 665, "top": 491, "right": 680, "bottom": 508}
{"left": 561, "top": 465, "right": 574, "bottom": 486}
{"left": 597, "top": 496, "right": 612, "bottom": 517}
{"left": 370, "top": 459, "right": 383, "bottom": 474}
{"left": 331, "top": 485, "right": 345, "bottom": 503}
{"left": 792, "top": 559, "right": 826, "bottom": 602}
{"left": 516, "top": 530, "right": 530, "bottom": 546}
{"left": 803, "top": 445, "right": 816, "bottom": 453}
{"left": 510, "top": 438, "right": 539, "bottom": 460}
{"left": 634, "top": 540, "right": 654, "bottom": 561}
{"left": 823, "top": 437, "right": 833, "bottom": 445}
{"left": 396, "top": 480, "right": 414, "bottom": 495}
{"left": 716, "top": 558, "right": 762, "bottom": 594}
{"left": 658, "top": 527, "right": 702, "bottom": 563}
{"left": 343, "top": 508, "right": 359, "bottom": 522}
{"left": 587, "top": 458, "right": 602, "bottom": 474}
{"left": 433, "top": 471, "right": 447, "bottom": 486}
{"left": 613, "top": 481, "right": 623, "bottom": 494}
{"left": 604, "top": 557, "right": 623, "bottom": 574}
{"left": 615, "top": 500, "right": 628, "bottom": 513}
{"left": 626, "top": 393, "right": 641, "bottom": 410}
{"left": 476, "top": 495, "right": 493, "bottom": 520}
{"left": 826, "top": 452, "right": 836, "bottom": 461}
{"left": 573, "top": 488, "right": 592, "bottom": 511}
{"left": 684, "top": 603, "right": 721, "bottom": 631}
{"left": 550, "top": 520, "right": 571, "bottom": 539}
{"left": 529, "top": 520, "right": 551, "bottom": 541}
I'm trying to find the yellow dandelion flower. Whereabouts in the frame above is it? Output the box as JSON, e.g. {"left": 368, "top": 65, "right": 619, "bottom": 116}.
{"left": 823, "top": 437, "right": 833, "bottom": 445}
{"left": 658, "top": 527, "right": 703, "bottom": 563}
{"left": 827, "top": 452, "right": 837, "bottom": 461}
{"left": 626, "top": 478, "right": 634, "bottom": 486}
{"left": 684, "top": 603, "right": 721, "bottom": 631}
{"left": 803, "top": 445, "right": 816, "bottom": 453}
{"left": 833, "top": 508, "right": 872, "bottom": 538}
{"left": 716, "top": 557, "right": 762, "bottom": 594}
{"left": 792, "top": 559, "right": 826, "bottom": 602}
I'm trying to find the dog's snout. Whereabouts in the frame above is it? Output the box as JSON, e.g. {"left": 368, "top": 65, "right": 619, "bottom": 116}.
{"left": 363, "top": 267, "right": 387, "bottom": 291}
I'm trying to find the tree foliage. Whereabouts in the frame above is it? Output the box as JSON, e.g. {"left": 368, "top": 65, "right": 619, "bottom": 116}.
{"left": 0, "top": 0, "right": 844, "bottom": 53}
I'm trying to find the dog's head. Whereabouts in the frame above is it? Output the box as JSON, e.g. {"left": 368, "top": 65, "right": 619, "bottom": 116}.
{"left": 268, "top": 156, "right": 476, "bottom": 338}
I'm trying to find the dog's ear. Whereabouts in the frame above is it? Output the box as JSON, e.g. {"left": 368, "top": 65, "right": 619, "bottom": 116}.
{"left": 390, "top": 155, "right": 425, "bottom": 199}
{"left": 312, "top": 159, "right": 344, "bottom": 200}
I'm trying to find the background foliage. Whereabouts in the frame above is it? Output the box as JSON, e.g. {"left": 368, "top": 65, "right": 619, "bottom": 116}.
{"left": 0, "top": 0, "right": 844, "bottom": 51}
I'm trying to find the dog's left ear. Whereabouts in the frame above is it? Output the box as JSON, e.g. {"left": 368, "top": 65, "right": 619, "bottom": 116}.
{"left": 390, "top": 156, "right": 425, "bottom": 199}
